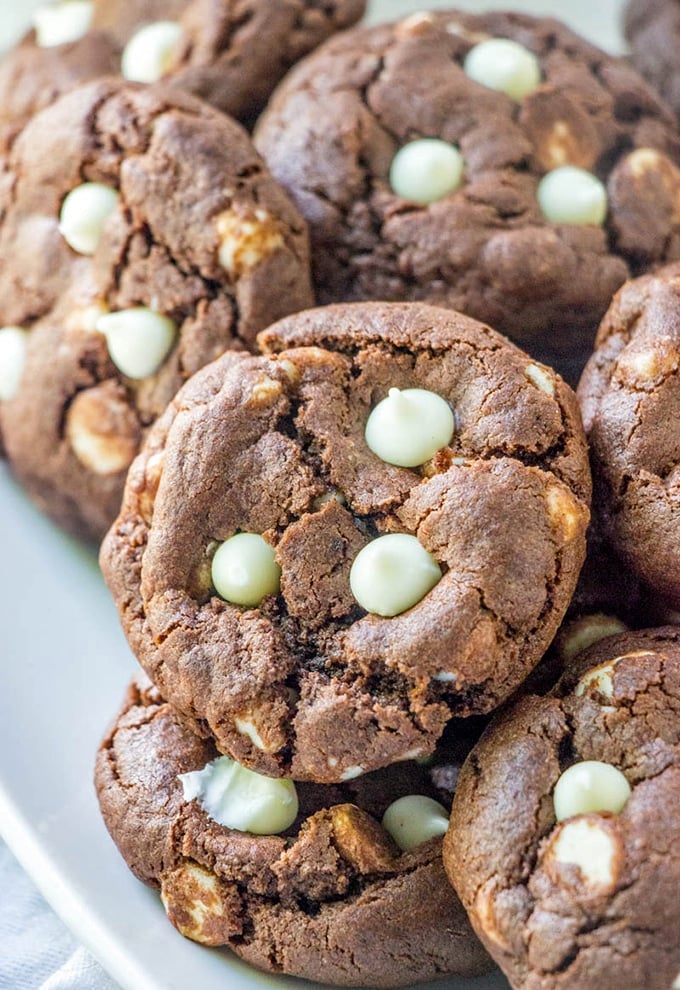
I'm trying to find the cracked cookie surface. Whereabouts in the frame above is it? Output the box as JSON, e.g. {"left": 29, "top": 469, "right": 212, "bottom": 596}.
{"left": 0, "top": 78, "right": 312, "bottom": 541}
{"left": 255, "top": 9, "right": 680, "bottom": 374}
{"left": 444, "top": 627, "right": 680, "bottom": 990}
{"left": 0, "top": 0, "right": 366, "bottom": 149}
{"left": 95, "top": 676, "right": 491, "bottom": 988}
{"left": 578, "top": 264, "right": 680, "bottom": 607}
{"left": 101, "top": 301, "right": 591, "bottom": 781}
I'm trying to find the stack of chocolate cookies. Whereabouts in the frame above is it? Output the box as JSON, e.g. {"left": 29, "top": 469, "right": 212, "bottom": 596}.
{"left": 0, "top": 2, "right": 679, "bottom": 988}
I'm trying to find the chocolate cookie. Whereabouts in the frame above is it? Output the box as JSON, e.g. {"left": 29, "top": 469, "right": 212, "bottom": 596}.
{"left": 255, "top": 9, "right": 680, "bottom": 375}
{"left": 578, "top": 264, "right": 680, "bottom": 607}
{"left": 625, "top": 0, "right": 680, "bottom": 118}
{"left": 0, "top": 0, "right": 366, "bottom": 148}
{"left": 100, "top": 301, "right": 591, "bottom": 782}
{"left": 95, "top": 676, "right": 492, "bottom": 988}
{"left": 0, "top": 78, "right": 312, "bottom": 541}
{"left": 0, "top": 0, "right": 187, "bottom": 151}
{"left": 444, "top": 627, "right": 680, "bottom": 990}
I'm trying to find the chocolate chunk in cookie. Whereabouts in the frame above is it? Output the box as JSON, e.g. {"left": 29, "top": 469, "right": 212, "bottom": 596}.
{"left": 101, "top": 301, "right": 591, "bottom": 781}
{"left": 0, "top": 79, "right": 312, "bottom": 541}
{"left": 444, "top": 627, "right": 680, "bottom": 990}
{"left": 95, "top": 676, "right": 492, "bottom": 988}
{"left": 578, "top": 263, "right": 680, "bottom": 607}
{"left": 255, "top": 10, "right": 680, "bottom": 375}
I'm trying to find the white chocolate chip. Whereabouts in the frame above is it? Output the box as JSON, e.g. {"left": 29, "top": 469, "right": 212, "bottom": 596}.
{"left": 524, "top": 363, "right": 555, "bottom": 396}
{"left": 537, "top": 166, "right": 608, "bottom": 226}
{"left": 365, "top": 387, "right": 455, "bottom": 468}
{"left": 327, "top": 756, "right": 339, "bottom": 768}
{"left": 627, "top": 147, "right": 664, "bottom": 179}
{"left": 121, "top": 21, "right": 183, "bottom": 83}
{"left": 0, "top": 326, "right": 29, "bottom": 401}
{"left": 179, "top": 756, "right": 298, "bottom": 835}
{"left": 66, "top": 384, "right": 139, "bottom": 475}
{"left": 554, "top": 761, "right": 631, "bottom": 822}
{"left": 464, "top": 38, "right": 541, "bottom": 101}
{"left": 32, "top": 1, "right": 93, "bottom": 48}
{"left": 575, "top": 660, "right": 618, "bottom": 700}
{"left": 96, "top": 307, "right": 176, "bottom": 380}
{"left": 65, "top": 300, "right": 109, "bottom": 335}
{"left": 545, "top": 485, "right": 583, "bottom": 543}
{"left": 672, "top": 973, "right": 680, "bottom": 990}
{"left": 234, "top": 717, "right": 268, "bottom": 752}
{"left": 340, "top": 765, "right": 365, "bottom": 781}
{"left": 349, "top": 534, "right": 442, "bottom": 617}
{"left": 59, "top": 182, "right": 119, "bottom": 255}
{"left": 216, "top": 208, "right": 285, "bottom": 277}
{"left": 382, "top": 795, "right": 449, "bottom": 851}
{"left": 249, "top": 376, "right": 283, "bottom": 404}
{"left": 390, "top": 139, "right": 464, "bottom": 205}
{"left": 160, "top": 862, "right": 228, "bottom": 944}
{"left": 549, "top": 818, "right": 619, "bottom": 889}
{"left": 211, "top": 533, "right": 281, "bottom": 608}
{"left": 434, "top": 671, "right": 457, "bottom": 683}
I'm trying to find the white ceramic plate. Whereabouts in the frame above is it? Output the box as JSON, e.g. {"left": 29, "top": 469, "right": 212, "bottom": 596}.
{"left": 0, "top": 1, "right": 626, "bottom": 988}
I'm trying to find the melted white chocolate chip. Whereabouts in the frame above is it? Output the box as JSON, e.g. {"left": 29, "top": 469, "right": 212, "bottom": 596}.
{"left": 96, "top": 307, "right": 176, "bottom": 380}
{"left": 349, "top": 534, "right": 442, "bottom": 617}
{"left": 550, "top": 818, "right": 618, "bottom": 888}
{"left": 211, "top": 533, "right": 281, "bottom": 607}
{"left": 365, "top": 387, "right": 455, "bottom": 468}
{"left": 0, "top": 326, "right": 29, "bottom": 401}
{"left": 464, "top": 38, "right": 541, "bottom": 100}
{"left": 554, "top": 760, "right": 631, "bottom": 822}
{"left": 382, "top": 795, "right": 449, "bottom": 851}
{"left": 537, "top": 166, "right": 608, "bottom": 226}
{"left": 59, "top": 182, "right": 119, "bottom": 255}
{"left": 32, "top": 1, "right": 93, "bottom": 48}
{"left": 390, "top": 139, "right": 464, "bottom": 205}
{"left": 121, "top": 21, "right": 183, "bottom": 83}
{"left": 179, "top": 756, "right": 298, "bottom": 835}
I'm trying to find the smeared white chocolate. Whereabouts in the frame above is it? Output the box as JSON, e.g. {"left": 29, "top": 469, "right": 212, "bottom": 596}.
{"left": 179, "top": 756, "right": 298, "bottom": 834}
{"left": 550, "top": 818, "right": 618, "bottom": 888}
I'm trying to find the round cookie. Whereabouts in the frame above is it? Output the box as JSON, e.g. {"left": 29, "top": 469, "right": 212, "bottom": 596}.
{"left": 255, "top": 9, "right": 680, "bottom": 375}
{"left": 0, "top": 78, "right": 312, "bottom": 542}
{"left": 625, "top": 0, "right": 680, "bottom": 118}
{"left": 100, "top": 301, "right": 591, "bottom": 782}
{"left": 95, "top": 676, "right": 492, "bottom": 988}
{"left": 444, "top": 627, "right": 680, "bottom": 990}
{"left": 578, "top": 263, "right": 680, "bottom": 607}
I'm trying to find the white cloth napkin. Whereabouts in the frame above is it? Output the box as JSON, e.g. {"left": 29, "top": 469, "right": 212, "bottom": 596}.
{"left": 0, "top": 841, "right": 119, "bottom": 990}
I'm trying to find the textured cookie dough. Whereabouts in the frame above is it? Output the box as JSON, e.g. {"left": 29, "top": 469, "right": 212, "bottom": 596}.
{"left": 625, "top": 0, "right": 680, "bottom": 118}
{"left": 0, "top": 0, "right": 366, "bottom": 150}
{"left": 578, "top": 264, "right": 680, "bottom": 607}
{"left": 101, "top": 301, "right": 591, "bottom": 781}
{"left": 444, "top": 627, "right": 680, "bottom": 990}
{"left": 95, "top": 677, "right": 491, "bottom": 988}
{"left": 0, "top": 79, "right": 312, "bottom": 542}
{"left": 255, "top": 9, "right": 680, "bottom": 370}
